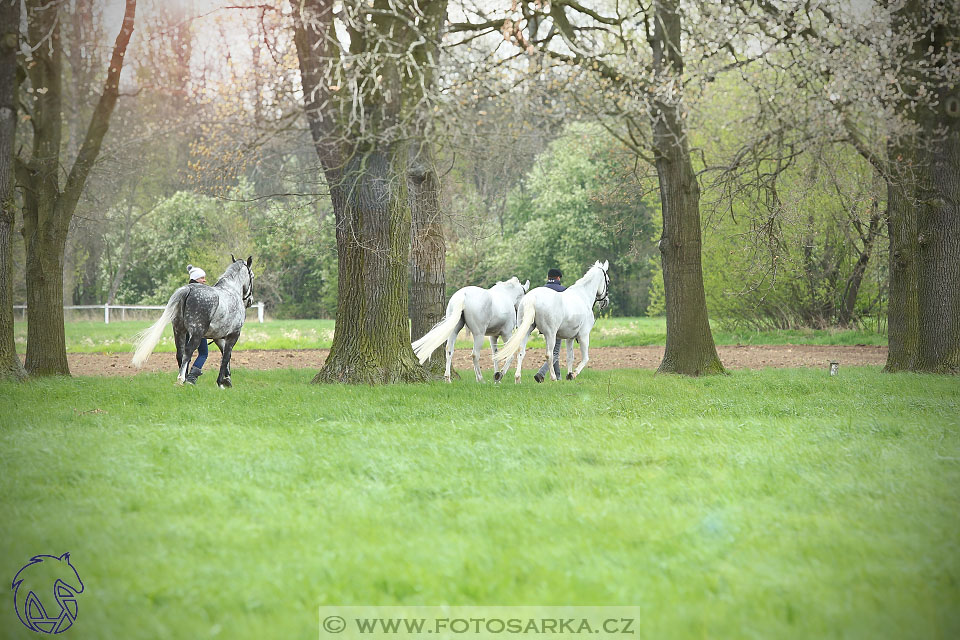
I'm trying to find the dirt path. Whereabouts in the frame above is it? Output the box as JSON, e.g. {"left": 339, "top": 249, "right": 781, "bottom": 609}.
{"left": 68, "top": 344, "right": 888, "bottom": 376}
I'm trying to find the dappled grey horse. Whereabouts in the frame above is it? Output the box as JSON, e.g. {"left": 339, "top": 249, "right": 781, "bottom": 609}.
{"left": 132, "top": 256, "right": 255, "bottom": 388}
{"left": 494, "top": 260, "right": 609, "bottom": 382}
{"left": 412, "top": 277, "right": 530, "bottom": 382}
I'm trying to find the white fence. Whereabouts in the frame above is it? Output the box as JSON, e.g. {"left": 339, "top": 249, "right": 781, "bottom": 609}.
{"left": 13, "top": 301, "right": 265, "bottom": 324}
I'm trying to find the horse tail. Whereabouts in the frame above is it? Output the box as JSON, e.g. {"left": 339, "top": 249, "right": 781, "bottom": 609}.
{"left": 131, "top": 287, "right": 189, "bottom": 368}
{"left": 411, "top": 289, "right": 467, "bottom": 365}
{"left": 494, "top": 295, "right": 536, "bottom": 365}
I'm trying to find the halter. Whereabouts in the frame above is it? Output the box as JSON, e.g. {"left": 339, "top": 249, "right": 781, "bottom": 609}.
{"left": 241, "top": 261, "right": 255, "bottom": 308}
{"left": 594, "top": 267, "right": 610, "bottom": 310}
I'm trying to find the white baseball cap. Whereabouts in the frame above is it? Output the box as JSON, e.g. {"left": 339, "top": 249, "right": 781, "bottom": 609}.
{"left": 187, "top": 264, "right": 206, "bottom": 281}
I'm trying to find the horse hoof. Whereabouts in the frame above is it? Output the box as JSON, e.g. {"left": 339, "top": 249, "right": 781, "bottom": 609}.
{"left": 494, "top": 372, "right": 502, "bottom": 383}
{"left": 566, "top": 372, "right": 575, "bottom": 380}
{"left": 175, "top": 378, "right": 184, "bottom": 386}
{"left": 534, "top": 372, "right": 544, "bottom": 383}
{"left": 514, "top": 377, "right": 522, "bottom": 384}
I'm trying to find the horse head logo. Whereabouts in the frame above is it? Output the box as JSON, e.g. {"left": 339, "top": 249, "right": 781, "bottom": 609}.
{"left": 12, "top": 553, "right": 84, "bottom": 634}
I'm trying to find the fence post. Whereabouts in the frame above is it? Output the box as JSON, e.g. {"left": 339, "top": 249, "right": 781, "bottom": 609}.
{"left": 104, "top": 304, "right": 110, "bottom": 324}
{"left": 257, "top": 301, "right": 264, "bottom": 323}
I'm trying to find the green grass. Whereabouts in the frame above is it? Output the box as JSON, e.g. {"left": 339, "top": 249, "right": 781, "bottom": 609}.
{"left": 1, "top": 368, "right": 957, "bottom": 639}
{"left": 13, "top": 317, "right": 887, "bottom": 354}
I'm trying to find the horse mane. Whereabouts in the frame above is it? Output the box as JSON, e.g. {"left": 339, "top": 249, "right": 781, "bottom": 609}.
{"left": 214, "top": 261, "right": 245, "bottom": 287}
{"left": 571, "top": 264, "right": 602, "bottom": 288}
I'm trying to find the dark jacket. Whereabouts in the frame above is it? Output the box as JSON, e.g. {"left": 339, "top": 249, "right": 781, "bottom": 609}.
{"left": 545, "top": 279, "right": 566, "bottom": 292}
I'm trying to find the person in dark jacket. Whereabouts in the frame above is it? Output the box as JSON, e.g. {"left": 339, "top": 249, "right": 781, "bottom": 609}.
{"left": 535, "top": 268, "right": 566, "bottom": 383}
{"left": 185, "top": 264, "right": 208, "bottom": 385}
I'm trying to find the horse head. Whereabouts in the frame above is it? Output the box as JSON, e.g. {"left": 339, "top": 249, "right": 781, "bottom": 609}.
{"left": 592, "top": 260, "right": 610, "bottom": 311}
{"left": 230, "top": 255, "right": 255, "bottom": 308}
{"left": 502, "top": 276, "right": 530, "bottom": 308}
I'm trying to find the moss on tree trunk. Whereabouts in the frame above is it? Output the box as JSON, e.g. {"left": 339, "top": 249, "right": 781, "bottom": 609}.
{"left": 313, "top": 145, "right": 428, "bottom": 384}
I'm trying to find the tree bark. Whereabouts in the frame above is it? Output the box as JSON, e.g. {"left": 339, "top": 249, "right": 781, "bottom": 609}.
{"left": 883, "top": 145, "right": 921, "bottom": 371}
{"left": 292, "top": 0, "right": 436, "bottom": 384}
{"left": 0, "top": 0, "right": 26, "bottom": 380}
{"left": 406, "top": 1, "right": 447, "bottom": 374}
{"left": 314, "top": 144, "right": 428, "bottom": 384}
{"left": 650, "top": 0, "right": 724, "bottom": 376}
{"left": 915, "top": 95, "right": 960, "bottom": 373}
{"left": 18, "top": 0, "right": 135, "bottom": 376}
{"left": 885, "top": 1, "right": 959, "bottom": 374}
{"left": 408, "top": 143, "right": 447, "bottom": 373}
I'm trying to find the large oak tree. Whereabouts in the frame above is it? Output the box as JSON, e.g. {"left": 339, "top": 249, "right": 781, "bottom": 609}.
{"left": 291, "top": 0, "right": 448, "bottom": 383}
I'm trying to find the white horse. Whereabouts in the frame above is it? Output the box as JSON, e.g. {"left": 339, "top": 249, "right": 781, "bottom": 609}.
{"left": 493, "top": 260, "right": 609, "bottom": 383}
{"left": 412, "top": 277, "right": 530, "bottom": 382}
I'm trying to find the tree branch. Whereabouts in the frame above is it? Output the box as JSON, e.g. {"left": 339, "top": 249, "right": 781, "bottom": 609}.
{"left": 61, "top": 0, "right": 137, "bottom": 221}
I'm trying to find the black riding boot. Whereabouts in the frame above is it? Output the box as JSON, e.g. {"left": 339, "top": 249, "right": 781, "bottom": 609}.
{"left": 185, "top": 366, "right": 203, "bottom": 385}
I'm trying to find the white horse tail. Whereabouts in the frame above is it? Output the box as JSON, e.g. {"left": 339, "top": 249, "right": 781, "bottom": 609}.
{"left": 132, "top": 287, "right": 188, "bottom": 368}
{"left": 411, "top": 290, "right": 467, "bottom": 365}
{"left": 494, "top": 296, "right": 536, "bottom": 365}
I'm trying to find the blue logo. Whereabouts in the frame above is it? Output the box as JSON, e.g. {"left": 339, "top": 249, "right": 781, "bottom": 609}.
{"left": 11, "top": 553, "right": 84, "bottom": 634}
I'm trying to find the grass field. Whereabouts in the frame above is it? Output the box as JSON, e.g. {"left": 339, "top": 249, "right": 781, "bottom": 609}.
{"left": 1, "top": 368, "right": 957, "bottom": 639}
{"left": 12, "top": 317, "right": 888, "bottom": 354}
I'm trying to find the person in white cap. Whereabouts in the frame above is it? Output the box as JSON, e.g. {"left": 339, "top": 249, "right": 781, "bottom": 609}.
{"left": 188, "top": 265, "right": 206, "bottom": 284}
{"left": 185, "top": 264, "right": 208, "bottom": 384}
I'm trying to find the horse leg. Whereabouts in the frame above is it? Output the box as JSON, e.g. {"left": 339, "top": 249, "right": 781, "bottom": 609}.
{"left": 472, "top": 332, "right": 485, "bottom": 382}
{"left": 217, "top": 332, "right": 240, "bottom": 388}
{"left": 494, "top": 333, "right": 514, "bottom": 383}
{"left": 545, "top": 333, "right": 559, "bottom": 381}
{"left": 571, "top": 333, "right": 590, "bottom": 379}
{"left": 491, "top": 335, "right": 500, "bottom": 380}
{"left": 514, "top": 328, "right": 534, "bottom": 383}
{"left": 178, "top": 331, "right": 203, "bottom": 385}
{"left": 174, "top": 325, "right": 185, "bottom": 370}
{"left": 444, "top": 317, "right": 465, "bottom": 383}
{"left": 566, "top": 339, "right": 576, "bottom": 379}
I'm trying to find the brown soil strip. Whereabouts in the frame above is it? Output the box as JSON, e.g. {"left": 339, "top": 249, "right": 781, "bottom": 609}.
{"left": 68, "top": 344, "right": 887, "bottom": 377}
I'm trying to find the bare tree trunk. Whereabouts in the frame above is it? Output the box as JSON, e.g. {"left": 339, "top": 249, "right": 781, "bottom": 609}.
{"left": 408, "top": 143, "right": 446, "bottom": 373}
{"left": 105, "top": 202, "right": 148, "bottom": 305}
{"left": 0, "top": 0, "right": 26, "bottom": 380}
{"left": 838, "top": 208, "right": 882, "bottom": 327}
{"left": 650, "top": 0, "right": 724, "bottom": 376}
{"left": 106, "top": 230, "right": 133, "bottom": 306}
{"left": 23, "top": 217, "right": 70, "bottom": 375}
{"left": 314, "top": 145, "right": 428, "bottom": 384}
{"left": 62, "top": 225, "right": 78, "bottom": 306}
{"left": 884, "top": 149, "right": 921, "bottom": 372}
{"left": 915, "top": 97, "right": 960, "bottom": 373}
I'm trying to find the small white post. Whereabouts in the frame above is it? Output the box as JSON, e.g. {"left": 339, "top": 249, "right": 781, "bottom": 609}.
{"left": 104, "top": 304, "right": 110, "bottom": 324}
{"left": 257, "top": 301, "right": 264, "bottom": 323}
